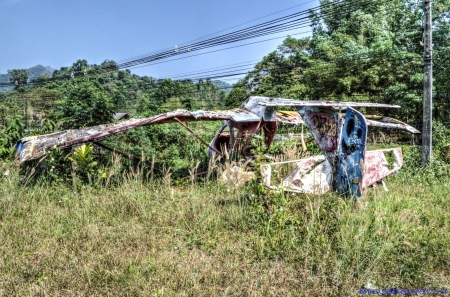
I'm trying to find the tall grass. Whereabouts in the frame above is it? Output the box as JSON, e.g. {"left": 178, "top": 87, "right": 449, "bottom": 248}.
{"left": 0, "top": 154, "right": 449, "bottom": 296}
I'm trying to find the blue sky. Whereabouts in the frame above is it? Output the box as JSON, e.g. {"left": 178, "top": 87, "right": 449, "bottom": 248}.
{"left": 0, "top": 0, "right": 317, "bottom": 82}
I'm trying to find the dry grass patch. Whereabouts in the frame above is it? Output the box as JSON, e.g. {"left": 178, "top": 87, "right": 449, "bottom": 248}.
{"left": 0, "top": 162, "right": 449, "bottom": 296}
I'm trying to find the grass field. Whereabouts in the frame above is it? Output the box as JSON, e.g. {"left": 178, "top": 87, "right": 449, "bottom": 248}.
{"left": 0, "top": 152, "right": 449, "bottom": 296}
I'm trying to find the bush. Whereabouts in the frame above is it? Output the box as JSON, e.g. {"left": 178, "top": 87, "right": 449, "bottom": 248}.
{"left": 0, "top": 115, "right": 24, "bottom": 159}
{"left": 433, "top": 121, "right": 450, "bottom": 163}
{"left": 58, "top": 79, "right": 115, "bottom": 129}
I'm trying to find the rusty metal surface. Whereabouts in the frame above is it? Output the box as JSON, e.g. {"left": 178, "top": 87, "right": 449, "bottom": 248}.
{"left": 364, "top": 116, "right": 421, "bottom": 134}
{"left": 257, "top": 98, "right": 401, "bottom": 109}
{"left": 215, "top": 109, "right": 260, "bottom": 122}
{"left": 280, "top": 158, "right": 331, "bottom": 194}
{"left": 230, "top": 121, "right": 261, "bottom": 153}
{"left": 240, "top": 96, "right": 276, "bottom": 121}
{"left": 275, "top": 110, "right": 304, "bottom": 124}
{"left": 17, "top": 109, "right": 259, "bottom": 163}
{"left": 362, "top": 148, "right": 403, "bottom": 189}
{"left": 261, "top": 121, "right": 278, "bottom": 149}
{"left": 238, "top": 96, "right": 401, "bottom": 121}
{"left": 261, "top": 156, "right": 330, "bottom": 194}
{"left": 207, "top": 121, "right": 230, "bottom": 157}
{"left": 261, "top": 149, "right": 403, "bottom": 194}
{"left": 18, "top": 119, "right": 144, "bottom": 164}
{"left": 296, "top": 107, "right": 341, "bottom": 165}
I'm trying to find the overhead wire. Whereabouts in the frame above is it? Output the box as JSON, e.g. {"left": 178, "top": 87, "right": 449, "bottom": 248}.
{"left": 157, "top": 50, "right": 423, "bottom": 82}
{"left": 155, "top": 59, "right": 260, "bottom": 79}
{"left": 115, "top": 0, "right": 380, "bottom": 69}
{"left": 1, "top": 50, "right": 426, "bottom": 105}
{"left": 124, "top": 30, "right": 312, "bottom": 71}
{"left": 115, "top": 0, "right": 319, "bottom": 65}
{"left": 1, "top": 0, "right": 388, "bottom": 87}
{"left": 1, "top": 46, "right": 426, "bottom": 94}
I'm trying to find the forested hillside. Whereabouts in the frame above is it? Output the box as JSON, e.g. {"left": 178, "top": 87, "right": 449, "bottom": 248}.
{"left": 0, "top": 65, "right": 55, "bottom": 92}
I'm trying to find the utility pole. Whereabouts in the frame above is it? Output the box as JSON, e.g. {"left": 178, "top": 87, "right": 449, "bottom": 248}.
{"left": 422, "top": 0, "right": 433, "bottom": 165}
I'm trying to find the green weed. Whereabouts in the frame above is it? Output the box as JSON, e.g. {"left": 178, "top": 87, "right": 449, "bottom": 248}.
{"left": 0, "top": 151, "right": 449, "bottom": 296}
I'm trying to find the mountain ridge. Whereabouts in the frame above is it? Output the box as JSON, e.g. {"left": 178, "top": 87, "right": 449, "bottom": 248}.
{"left": 0, "top": 65, "right": 233, "bottom": 93}
{"left": 0, "top": 65, "right": 56, "bottom": 92}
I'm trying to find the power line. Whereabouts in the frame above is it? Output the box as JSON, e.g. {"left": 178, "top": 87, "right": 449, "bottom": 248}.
{"left": 125, "top": 30, "right": 312, "bottom": 71}
{"left": 159, "top": 50, "right": 423, "bottom": 82}
{"left": 116, "top": 0, "right": 379, "bottom": 70}
{"left": 0, "top": 48, "right": 426, "bottom": 92}
{"left": 2, "top": 0, "right": 387, "bottom": 87}
{"left": 155, "top": 59, "right": 260, "bottom": 79}
{"left": 116, "top": 0, "right": 319, "bottom": 65}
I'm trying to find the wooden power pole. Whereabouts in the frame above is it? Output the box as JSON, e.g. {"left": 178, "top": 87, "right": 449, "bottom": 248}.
{"left": 422, "top": 0, "right": 433, "bottom": 165}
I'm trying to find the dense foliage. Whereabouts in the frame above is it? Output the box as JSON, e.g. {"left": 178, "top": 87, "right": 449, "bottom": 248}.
{"left": 1, "top": 0, "right": 449, "bottom": 173}
{"left": 229, "top": 0, "right": 450, "bottom": 125}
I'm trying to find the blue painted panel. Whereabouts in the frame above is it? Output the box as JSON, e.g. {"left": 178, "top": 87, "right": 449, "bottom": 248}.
{"left": 16, "top": 141, "right": 24, "bottom": 155}
{"left": 334, "top": 107, "right": 367, "bottom": 198}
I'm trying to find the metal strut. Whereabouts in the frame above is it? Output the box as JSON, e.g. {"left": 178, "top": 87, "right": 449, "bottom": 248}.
{"left": 173, "top": 117, "right": 222, "bottom": 155}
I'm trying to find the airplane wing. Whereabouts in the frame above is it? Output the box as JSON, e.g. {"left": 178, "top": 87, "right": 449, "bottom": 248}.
{"left": 241, "top": 96, "right": 417, "bottom": 133}
{"left": 17, "top": 96, "right": 418, "bottom": 165}
{"left": 364, "top": 115, "right": 421, "bottom": 134}
{"left": 17, "top": 109, "right": 260, "bottom": 164}
{"left": 256, "top": 97, "right": 401, "bottom": 109}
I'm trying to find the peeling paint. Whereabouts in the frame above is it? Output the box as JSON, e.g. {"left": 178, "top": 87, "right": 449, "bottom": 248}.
{"left": 258, "top": 98, "right": 401, "bottom": 109}
{"left": 334, "top": 107, "right": 367, "bottom": 198}
{"left": 365, "top": 116, "right": 420, "bottom": 134}
{"left": 275, "top": 110, "right": 304, "bottom": 124}
{"left": 296, "top": 107, "right": 341, "bottom": 166}
{"left": 17, "top": 96, "right": 419, "bottom": 197}
{"left": 261, "top": 156, "right": 331, "bottom": 194}
{"left": 261, "top": 149, "right": 403, "bottom": 195}
{"left": 362, "top": 148, "right": 403, "bottom": 188}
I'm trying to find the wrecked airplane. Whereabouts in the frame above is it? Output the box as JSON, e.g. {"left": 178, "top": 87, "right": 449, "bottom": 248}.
{"left": 17, "top": 96, "right": 420, "bottom": 198}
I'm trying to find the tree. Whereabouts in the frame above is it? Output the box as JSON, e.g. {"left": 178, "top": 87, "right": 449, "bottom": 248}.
{"left": 230, "top": 0, "right": 450, "bottom": 123}
{"left": 7, "top": 69, "right": 29, "bottom": 92}
{"left": 58, "top": 79, "right": 115, "bottom": 129}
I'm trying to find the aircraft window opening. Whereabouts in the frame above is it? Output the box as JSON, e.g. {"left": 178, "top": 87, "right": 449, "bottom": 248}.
{"left": 220, "top": 125, "right": 230, "bottom": 135}
{"left": 214, "top": 124, "right": 231, "bottom": 152}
